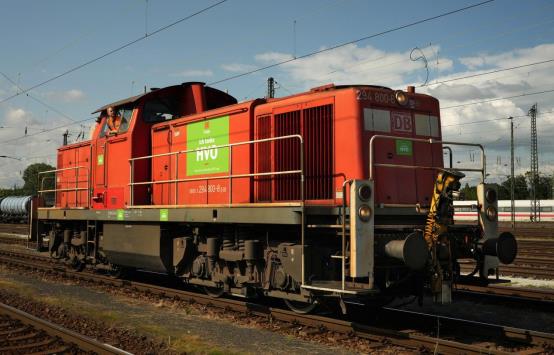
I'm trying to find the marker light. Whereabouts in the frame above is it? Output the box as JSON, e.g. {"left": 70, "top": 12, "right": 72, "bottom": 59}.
{"left": 486, "top": 206, "right": 498, "bottom": 221}
{"left": 485, "top": 188, "right": 497, "bottom": 203}
{"left": 395, "top": 90, "right": 408, "bottom": 106}
{"left": 358, "top": 184, "right": 372, "bottom": 201}
{"left": 358, "top": 204, "right": 372, "bottom": 222}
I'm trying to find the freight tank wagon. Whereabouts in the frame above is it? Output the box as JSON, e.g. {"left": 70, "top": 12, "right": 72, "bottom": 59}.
{"left": 35, "top": 82, "right": 517, "bottom": 312}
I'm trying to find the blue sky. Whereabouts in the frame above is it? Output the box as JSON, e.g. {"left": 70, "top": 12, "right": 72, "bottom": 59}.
{"left": 1, "top": 0, "right": 554, "bottom": 187}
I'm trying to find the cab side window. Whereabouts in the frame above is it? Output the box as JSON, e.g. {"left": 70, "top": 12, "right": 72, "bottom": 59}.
{"left": 118, "top": 108, "right": 134, "bottom": 133}
{"left": 99, "top": 107, "right": 134, "bottom": 137}
{"left": 143, "top": 99, "right": 177, "bottom": 123}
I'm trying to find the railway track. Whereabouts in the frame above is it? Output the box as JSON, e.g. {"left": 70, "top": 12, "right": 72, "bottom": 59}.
{"left": 1, "top": 232, "right": 554, "bottom": 295}
{"left": 0, "top": 301, "right": 130, "bottom": 354}
{"left": 499, "top": 223, "right": 554, "bottom": 239}
{"left": 0, "top": 223, "right": 28, "bottom": 235}
{"left": 454, "top": 283, "right": 554, "bottom": 303}
{"left": 0, "top": 248, "right": 552, "bottom": 354}
{"left": 459, "top": 255, "right": 554, "bottom": 280}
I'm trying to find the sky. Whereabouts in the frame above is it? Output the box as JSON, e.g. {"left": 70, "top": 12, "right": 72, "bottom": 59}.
{"left": 1, "top": 0, "right": 554, "bottom": 188}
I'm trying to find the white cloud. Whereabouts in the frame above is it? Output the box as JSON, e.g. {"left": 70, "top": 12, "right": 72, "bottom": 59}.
{"left": 251, "top": 44, "right": 452, "bottom": 90}
{"left": 460, "top": 44, "right": 554, "bottom": 70}
{"left": 172, "top": 69, "right": 213, "bottom": 78}
{"left": 427, "top": 83, "right": 493, "bottom": 102}
{"left": 243, "top": 42, "right": 554, "bottom": 181}
{"left": 0, "top": 106, "right": 87, "bottom": 188}
{"left": 6, "top": 108, "right": 27, "bottom": 122}
{"left": 45, "top": 89, "right": 85, "bottom": 102}
{"left": 221, "top": 63, "right": 256, "bottom": 73}
{"left": 64, "top": 89, "right": 85, "bottom": 101}
{"left": 255, "top": 52, "right": 294, "bottom": 64}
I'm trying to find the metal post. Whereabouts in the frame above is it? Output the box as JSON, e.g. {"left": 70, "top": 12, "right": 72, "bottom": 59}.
{"left": 529, "top": 104, "right": 539, "bottom": 222}
{"left": 130, "top": 160, "right": 134, "bottom": 206}
{"left": 88, "top": 145, "right": 92, "bottom": 208}
{"left": 75, "top": 166, "right": 79, "bottom": 207}
{"left": 443, "top": 146, "right": 453, "bottom": 168}
{"left": 341, "top": 180, "right": 351, "bottom": 291}
{"left": 229, "top": 147, "right": 232, "bottom": 206}
{"left": 267, "top": 77, "right": 275, "bottom": 99}
{"left": 175, "top": 153, "right": 179, "bottom": 205}
{"left": 54, "top": 171, "right": 58, "bottom": 207}
{"left": 27, "top": 198, "right": 33, "bottom": 249}
{"left": 300, "top": 138, "right": 305, "bottom": 286}
{"left": 509, "top": 117, "right": 515, "bottom": 230}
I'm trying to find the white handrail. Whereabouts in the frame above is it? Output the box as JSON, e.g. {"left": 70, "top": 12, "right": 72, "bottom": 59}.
{"left": 368, "top": 135, "right": 486, "bottom": 182}
{"left": 128, "top": 134, "right": 304, "bottom": 207}
{"left": 38, "top": 166, "right": 90, "bottom": 207}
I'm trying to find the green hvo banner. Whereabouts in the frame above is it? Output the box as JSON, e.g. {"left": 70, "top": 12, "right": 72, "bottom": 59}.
{"left": 186, "top": 116, "right": 229, "bottom": 176}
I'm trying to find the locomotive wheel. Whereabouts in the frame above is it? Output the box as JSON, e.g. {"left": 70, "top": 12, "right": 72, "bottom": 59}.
{"left": 50, "top": 244, "right": 65, "bottom": 260}
{"left": 284, "top": 299, "right": 318, "bottom": 314}
{"left": 109, "top": 265, "right": 125, "bottom": 278}
{"left": 68, "top": 247, "right": 85, "bottom": 271}
{"left": 70, "top": 256, "right": 85, "bottom": 271}
{"left": 203, "top": 286, "right": 225, "bottom": 298}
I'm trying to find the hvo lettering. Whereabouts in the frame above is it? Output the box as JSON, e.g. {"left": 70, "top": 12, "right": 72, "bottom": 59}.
{"left": 196, "top": 145, "right": 219, "bottom": 161}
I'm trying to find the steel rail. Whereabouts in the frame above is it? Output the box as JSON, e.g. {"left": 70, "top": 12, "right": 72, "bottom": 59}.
{"left": 454, "top": 283, "right": 554, "bottom": 303}
{"left": 1, "top": 235, "right": 554, "bottom": 302}
{"left": 460, "top": 264, "right": 554, "bottom": 279}
{"left": 0, "top": 302, "right": 131, "bottom": 355}
{"left": 0, "top": 249, "right": 551, "bottom": 354}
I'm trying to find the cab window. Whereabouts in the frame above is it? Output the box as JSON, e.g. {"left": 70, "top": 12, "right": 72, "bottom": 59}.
{"left": 143, "top": 98, "right": 177, "bottom": 123}
{"left": 99, "top": 107, "right": 134, "bottom": 137}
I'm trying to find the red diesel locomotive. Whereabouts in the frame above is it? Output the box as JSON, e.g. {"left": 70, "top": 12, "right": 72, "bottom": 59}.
{"left": 35, "top": 82, "right": 517, "bottom": 312}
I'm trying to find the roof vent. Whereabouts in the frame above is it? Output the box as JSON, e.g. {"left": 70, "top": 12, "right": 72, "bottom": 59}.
{"left": 310, "top": 83, "right": 335, "bottom": 92}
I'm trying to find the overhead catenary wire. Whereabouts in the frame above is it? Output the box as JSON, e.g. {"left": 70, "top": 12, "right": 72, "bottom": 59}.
{"left": 302, "top": 10, "right": 554, "bottom": 91}
{"left": 0, "top": 117, "right": 92, "bottom": 145}
{"left": 0, "top": 70, "right": 78, "bottom": 123}
{"left": 441, "top": 88, "right": 554, "bottom": 109}
{"left": 207, "top": 0, "right": 495, "bottom": 86}
{"left": 22, "top": 1, "right": 147, "bottom": 76}
{"left": 442, "top": 110, "right": 554, "bottom": 127}
{"left": 0, "top": 0, "right": 493, "bottom": 147}
{"left": 0, "top": 0, "right": 229, "bottom": 106}
{"left": 419, "top": 58, "right": 554, "bottom": 88}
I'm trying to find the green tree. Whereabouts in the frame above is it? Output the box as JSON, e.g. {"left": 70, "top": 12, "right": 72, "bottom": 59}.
{"left": 501, "top": 174, "right": 529, "bottom": 199}
{"left": 460, "top": 183, "right": 476, "bottom": 200}
{"left": 527, "top": 174, "right": 553, "bottom": 199}
{"left": 21, "top": 163, "right": 55, "bottom": 195}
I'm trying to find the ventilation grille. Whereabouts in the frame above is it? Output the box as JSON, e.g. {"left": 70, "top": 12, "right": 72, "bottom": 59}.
{"left": 255, "top": 104, "right": 334, "bottom": 201}
{"left": 304, "top": 104, "right": 333, "bottom": 200}
{"left": 255, "top": 115, "right": 272, "bottom": 201}
{"left": 274, "top": 110, "right": 301, "bottom": 201}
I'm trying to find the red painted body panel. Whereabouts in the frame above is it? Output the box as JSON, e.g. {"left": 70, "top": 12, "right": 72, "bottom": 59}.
{"left": 53, "top": 83, "right": 444, "bottom": 210}
{"left": 151, "top": 101, "right": 256, "bottom": 205}
{"left": 56, "top": 142, "right": 91, "bottom": 208}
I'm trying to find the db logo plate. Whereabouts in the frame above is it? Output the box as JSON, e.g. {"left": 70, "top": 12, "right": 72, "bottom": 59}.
{"left": 391, "top": 112, "right": 412, "bottom": 133}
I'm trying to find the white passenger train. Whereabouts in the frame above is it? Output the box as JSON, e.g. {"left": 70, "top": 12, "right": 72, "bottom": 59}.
{"left": 454, "top": 199, "right": 554, "bottom": 222}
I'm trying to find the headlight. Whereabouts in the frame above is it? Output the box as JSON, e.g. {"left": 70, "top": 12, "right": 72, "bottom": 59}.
{"left": 358, "top": 204, "right": 372, "bottom": 222}
{"left": 395, "top": 90, "right": 408, "bottom": 106}
{"left": 486, "top": 206, "right": 497, "bottom": 221}
{"left": 358, "top": 184, "right": 372, "bottom": 201}
{"left": 485, "top": 188, "right": 497, "bottom": 203}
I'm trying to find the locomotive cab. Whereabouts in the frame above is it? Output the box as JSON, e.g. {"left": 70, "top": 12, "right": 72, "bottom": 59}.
{"left": 88, "top": 82, "right": 238, "bottom": 209}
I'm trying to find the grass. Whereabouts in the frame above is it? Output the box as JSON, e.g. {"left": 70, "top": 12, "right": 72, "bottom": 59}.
{"left": 0, "top": 277, "right": 34, "bottom": 296}
{"left": 0, "top": 270, "right": 247, "bottom": 354}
